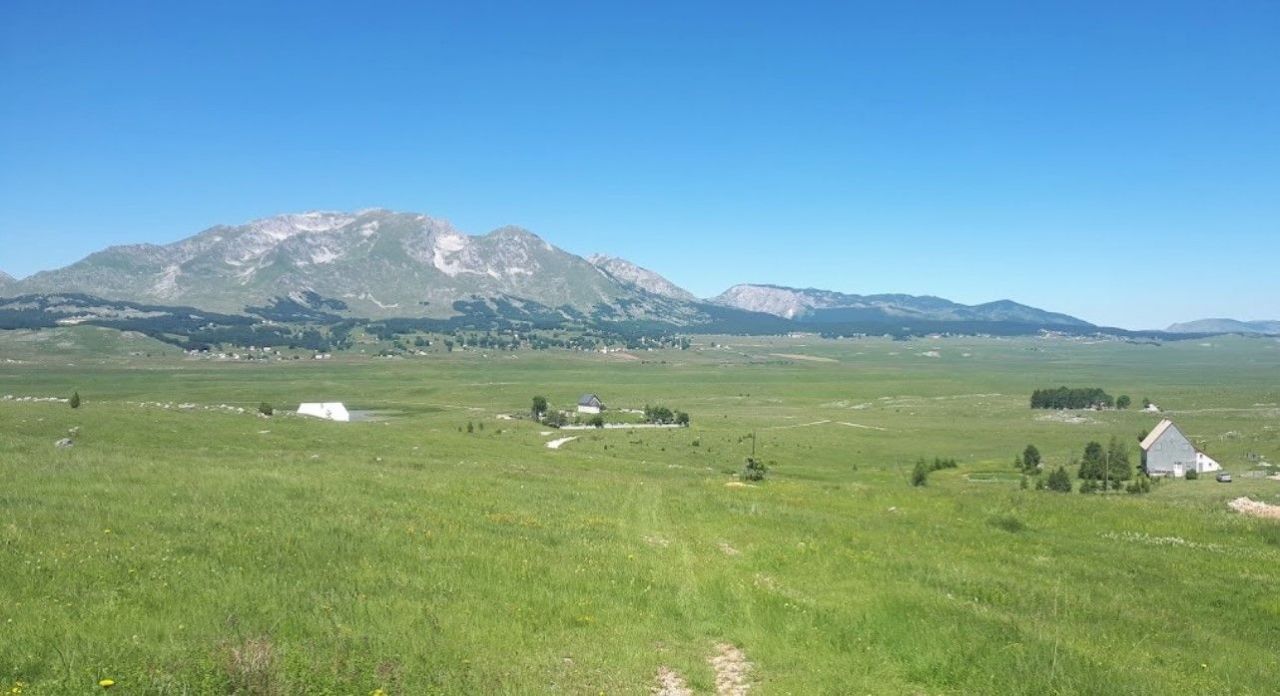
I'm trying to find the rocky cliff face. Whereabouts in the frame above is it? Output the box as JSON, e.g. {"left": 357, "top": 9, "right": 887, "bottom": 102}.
{"left": 587, "top": 254, "right": 696, "bottom": 301}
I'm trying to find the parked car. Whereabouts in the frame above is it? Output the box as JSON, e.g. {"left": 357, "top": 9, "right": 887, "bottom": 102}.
{"left": 1216, "top": 472, "right": 1232, "bottom": 483}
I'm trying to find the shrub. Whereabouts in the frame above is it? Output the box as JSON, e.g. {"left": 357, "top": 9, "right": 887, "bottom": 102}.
{"left": 1046, "top": 466, "right": 1072, "bottom": 492}
{"left": 1185, "top": 469, "right": 1199, "bottom": 480}
{"left": 466, "top": 421, "right": 474, "bottom": 434}
{"left": 675, "top": 411, "right": 690, "bottom": 427}
{"left": 69, "top": 391, "right": 81, "bottom": 409}
{"left": 1020, "top": 475, "right": 1029, "bottom": 490}
{"left": 1080, "top": 479, "right": 1099, "bottom": 494}
{"left": 742, "top": 457, "right": 768, "bottom": 481}
{"left": 1125, "top": 474, "right": 1152, "bottom": 494}
{"left": 911, "top": 459, "right": 930, "bottom": 487}
{"left": 589, "top": 415, "right": 605, "bottom": 428}
{"left": 258, "top": 402, "right": 273, "bottom": 416}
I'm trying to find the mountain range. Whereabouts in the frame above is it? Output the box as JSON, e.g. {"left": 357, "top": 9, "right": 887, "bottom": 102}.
{"left": 1165, "top": 318, "right": 1280, "bottom": 336}
{"left": 4, "top": 208, "right": 1093, "bottom": 332}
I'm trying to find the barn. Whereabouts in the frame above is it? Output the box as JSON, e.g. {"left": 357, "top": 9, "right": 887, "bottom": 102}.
{"left": 576, "top": 394, "right": 603, "bottom": 414}
{"left": 298, "top": 402, "right": 350, "bottom": 422}
{"left": 1140, "top": 419, "right": 1220, "bottom": 477}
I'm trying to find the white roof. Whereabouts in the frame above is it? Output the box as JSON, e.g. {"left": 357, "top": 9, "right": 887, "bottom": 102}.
{"left": 1140, "top": 419, "right": 1176, "bottom": 450}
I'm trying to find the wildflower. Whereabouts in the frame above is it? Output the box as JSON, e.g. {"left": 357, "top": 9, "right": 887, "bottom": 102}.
{"left": 371, "top": 689, "right": 387, "bottom": 696}
{"left": 99, "top": 678, "right": 116, "bottom": 689}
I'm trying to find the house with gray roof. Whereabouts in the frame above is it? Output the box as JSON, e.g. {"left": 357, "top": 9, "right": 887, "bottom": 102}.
{"left": 1140, "top": 419, "right": 1221, "bottom": 477}
{"left": 577, "top": 394, "right": 603, "bottom": 414}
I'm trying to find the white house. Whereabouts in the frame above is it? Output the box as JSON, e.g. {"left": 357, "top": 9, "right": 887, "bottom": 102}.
{"left": 576, "top": 394, "right": 603, "bottom": 414}
{"left": 298, "top": 402, "right": 350, "bottom": 422}
{"left": 1143, "top": 402, "right": 1161, "bottom": 413}
{"left": 1140, "top": 419, "right": 1220, "bottom": 477}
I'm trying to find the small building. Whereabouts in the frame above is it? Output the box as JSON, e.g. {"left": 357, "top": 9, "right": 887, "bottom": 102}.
{"left": 1140, "top": 419, "right": 1220, "bottom": 477}
{"left": 298, "top": 402, "right": 350, "bottom": 422}
{"left": 1144, "top": 402, "right": 1161, "bottom": 413}
{"left": 576, "top": 394, "right": 603, "bottom": 414}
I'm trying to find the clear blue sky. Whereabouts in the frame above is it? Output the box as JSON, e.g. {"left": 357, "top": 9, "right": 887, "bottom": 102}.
{"left": 2, "top": 1, "right": 1276, "bottom": 329}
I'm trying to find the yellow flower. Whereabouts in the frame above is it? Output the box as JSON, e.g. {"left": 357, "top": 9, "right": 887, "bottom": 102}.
{"left": 371, "top": 690, "right": 387, "bottom": 696}
{"left": 99, "top": 678, "right": 115, "bottom": 689}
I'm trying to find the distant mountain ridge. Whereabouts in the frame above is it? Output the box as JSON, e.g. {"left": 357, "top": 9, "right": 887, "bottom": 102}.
{"left": 0, "top": 271, "right": 13, "bottom": 288}
{"left": 12, "top": 210, "right": 705, "bottom": 323}
{"left": 1166, "top": 318, "right": 1280, "bottom": 335}
{"left": 7, "top": 208, "right": 1096, "bottom": 332}
{"left": 712, "top": 284, "right": 1092, "bottom": 327}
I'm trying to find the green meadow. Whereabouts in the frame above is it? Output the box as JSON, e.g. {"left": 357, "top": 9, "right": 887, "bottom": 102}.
{"left": 2, "top": 330, "right": 1279, "bottom": 694}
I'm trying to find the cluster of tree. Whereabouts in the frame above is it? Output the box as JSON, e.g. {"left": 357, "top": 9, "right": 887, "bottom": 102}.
{"left": 643, "top": 404, "right": 690, "bottom": 426}
{"left": 1029, "top": 387, "right": 1115, "bottom": 410}
{"left": 1023, "top": 437, "right": 1152, "bottom": 495}
{"left": 530, "top": 396, "right": 572, "bottom": 428}
{"left": 910, "top": 456, "right": 958, "bottom": 486}
{"left": 1078, "top": 437, "right": 1133, "bottom": 488}
{"left": 1043, "top": 466, "right": 1073, "bottom": 492}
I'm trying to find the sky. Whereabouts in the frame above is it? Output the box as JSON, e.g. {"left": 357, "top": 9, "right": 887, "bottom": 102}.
{"left": 1, "top": 1, "right": 1277, "bottom": 329}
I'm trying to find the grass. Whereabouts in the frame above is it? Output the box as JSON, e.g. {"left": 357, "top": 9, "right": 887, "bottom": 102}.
{"left": 2, "top": 333, "right": 1280, "bottom": 693}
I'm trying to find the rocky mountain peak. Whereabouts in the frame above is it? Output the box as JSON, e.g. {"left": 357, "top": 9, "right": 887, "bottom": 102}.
{"left": 587, "top": 254, "right": 697, "bottom": 301}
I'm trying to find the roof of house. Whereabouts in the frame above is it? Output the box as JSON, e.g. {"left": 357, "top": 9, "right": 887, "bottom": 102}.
{"left": 1140, "top": 419, "right": 1176, "bottom": 450}
{"left": 578, "top": 394, "right": 601, "bottom": 406}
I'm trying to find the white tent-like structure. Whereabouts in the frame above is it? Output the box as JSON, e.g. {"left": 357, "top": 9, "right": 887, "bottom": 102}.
{"left": 298, "top": 402, "right": 350, "bottom": 422}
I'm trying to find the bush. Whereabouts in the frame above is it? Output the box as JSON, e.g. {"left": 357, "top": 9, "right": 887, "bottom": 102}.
{"left": 69, "top": 391, "right": 81, "bottom": 409}
{"left": 1080, "top": 479, "right": 1099, "bottom": 494}
{"left": 588, "top": 415, "right": 605, "bottom": 428}
{"left": 1125, "top": 474, "right": 1152, "bottom": 494}
{"left": 911, "top": 459, "right": 930, "bottom": 487}
{"left": 258, "top": 402, "right": 273, "bottom": 416}
{"left": 742, "top": 457, "right": 768, "bottom": 482}
{"left": 1185, "top": 469, "right": 1199, "bottom": 480}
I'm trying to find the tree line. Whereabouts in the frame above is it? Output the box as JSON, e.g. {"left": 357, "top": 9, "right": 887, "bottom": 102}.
{"left": 1029, "top": 387, "right": 1125, "bottom": 410}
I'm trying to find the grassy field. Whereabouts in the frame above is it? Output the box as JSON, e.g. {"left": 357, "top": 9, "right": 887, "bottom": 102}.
{"left": 3, "top": 331, "right": 1280, "bottom": 694}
